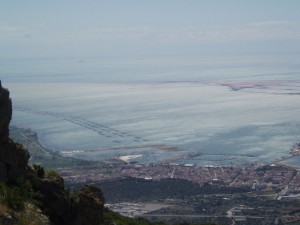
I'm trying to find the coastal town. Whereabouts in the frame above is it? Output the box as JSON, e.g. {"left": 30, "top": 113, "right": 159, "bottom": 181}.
{"left": 10, "top": 126, "right": 300, "bottom": 197}
{"left": 10, "top": 126, "right": 300, "bottom": 224}
{"left": 60, "top": 161, "right": 300, "bottom": 198}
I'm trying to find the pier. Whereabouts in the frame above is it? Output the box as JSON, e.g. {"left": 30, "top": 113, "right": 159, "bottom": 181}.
{"left": 269, "top": 143, "right": 300, "bottom": 165}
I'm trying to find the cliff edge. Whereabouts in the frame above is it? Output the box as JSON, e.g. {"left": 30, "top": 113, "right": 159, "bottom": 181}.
{"left": 0, "top": 81, "right": 12, "bottom": 144}
{"left": 0, "top": 82, "right": 29, "bottom": 182}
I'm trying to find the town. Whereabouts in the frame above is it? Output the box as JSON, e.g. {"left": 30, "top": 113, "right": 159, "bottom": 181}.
{"left": 10, "top": 126, "right": 300, "bottom": 225}
{"left": 10, "top": 126, "right": 300, "bottom": 198}
{"left": 60, "top": 162, "right": 300, "bottom": 198}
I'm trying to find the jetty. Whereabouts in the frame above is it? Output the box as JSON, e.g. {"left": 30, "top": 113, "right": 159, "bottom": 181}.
{"left": 269, "top": 143, "right": 300, "bottom": 165}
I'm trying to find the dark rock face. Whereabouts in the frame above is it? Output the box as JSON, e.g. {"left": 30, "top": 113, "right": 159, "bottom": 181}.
{"left": 37, "top": 180, "right": 105, "bottom": 225}
{"left": 0, "top": 140, "right": 29, "bottom": 182}
{"left": 37, "top": 176, "right": 70, "bottom": 225}
{"left": 69, "top": 185, "right": 104, "bottom": 225}
{"left": 0, "top": 84, "right": 29, "bottom": 182}
{"left": 0, "top": 85, "right": 12, "bottom": 145}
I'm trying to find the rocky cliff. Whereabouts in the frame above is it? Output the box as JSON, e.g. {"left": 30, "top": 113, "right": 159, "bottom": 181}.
{"left": 0, "top": 81, "right": 12, "bottom": 144}
{"left": 0, "top": 82, "right": 30, "bottom": 182}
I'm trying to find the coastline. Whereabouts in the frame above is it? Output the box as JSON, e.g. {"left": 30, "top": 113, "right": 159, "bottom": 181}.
{"left": 8, "top": 125, "right": 300, "bottom": 207}
{"left": 9, "top": 125, "right": 300, "bottom": 169}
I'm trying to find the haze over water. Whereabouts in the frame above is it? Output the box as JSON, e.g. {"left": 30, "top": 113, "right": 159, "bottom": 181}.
{"left": 2, "top": 54, "right": 300, "bottom": 166}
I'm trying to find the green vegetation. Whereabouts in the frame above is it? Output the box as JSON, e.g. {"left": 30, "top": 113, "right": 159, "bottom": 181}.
{"left": 85, "top": 184, "right": 102, "bottom": 193}
{"left": 0, "top": 183, "right": 26, "bottom": 210}
{"left": 33, "top": 164, "right": 45, "bottom": 178}
{"left": 256, "top": 164, "right": 290, "bottom": 172}
{"left": 98, "top": 177, "right": 248, "bottom": 203}
{"left": 46, "top": 170, "right": 62, "bottom": 179}
{"left": 103, "top": 210, "right": 165, "bottom": 225}
{"left": 0, "top": 178, "right": 51, "bottom": 225}
{"left": 0, "top": 165, "right": 59, "bottom": 212}
{"left": 0, "top": 201, "right": 50, "bottom": 225}
{"left": 103, "top": 210, "right": 216, "bottom": 225}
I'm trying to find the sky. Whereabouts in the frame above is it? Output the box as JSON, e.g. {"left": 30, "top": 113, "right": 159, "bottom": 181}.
{"left": 1, "top": 0, "right": 300, "bottom": 59}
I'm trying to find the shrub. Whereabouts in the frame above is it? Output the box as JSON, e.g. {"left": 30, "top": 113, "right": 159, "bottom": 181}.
{"left": 45, "top": 170, "right": 60, "bottom": 179}
{"left": 85, "top": 184, "right": 101, "bottom": 193}
{"left": 33, "top": 164, "right": 45, "bottom": 178}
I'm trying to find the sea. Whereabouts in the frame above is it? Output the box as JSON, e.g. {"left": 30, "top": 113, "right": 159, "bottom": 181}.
{"left": 1, "top": 53, "right": 300, "bottom": 166}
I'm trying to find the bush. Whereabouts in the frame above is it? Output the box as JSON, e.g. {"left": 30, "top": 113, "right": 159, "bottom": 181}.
{"left": 45, "top": 170, "right": 60, "bottom": 179}
{"left": 85, "top": 184, "right": 101, "bottom": 193}
{"left": 33, "top": 164, "right": 45, "bottom": 178}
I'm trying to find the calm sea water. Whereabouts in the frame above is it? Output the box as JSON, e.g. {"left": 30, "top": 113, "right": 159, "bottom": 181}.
{"left": 2, "top": 54, "right": 300, "bottom": 166}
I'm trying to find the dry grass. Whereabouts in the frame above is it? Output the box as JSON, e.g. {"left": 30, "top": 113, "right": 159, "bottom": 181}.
{"left": 0, "top": 202, "right": 50, "bottom": 225}
{"left": 17, "top": 203, "right": 50, "bottom": 225}
{"left": 0, "top": 202, "right": 12, "bottom": 215}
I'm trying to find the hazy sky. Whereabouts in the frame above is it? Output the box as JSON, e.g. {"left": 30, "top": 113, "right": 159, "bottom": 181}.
{"left": 1, "top": 0, "right": 300, "bottom": 59}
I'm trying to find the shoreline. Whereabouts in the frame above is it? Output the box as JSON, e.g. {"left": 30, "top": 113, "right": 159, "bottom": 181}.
{"left": 9, "top": 125, "right": 300, "bottom": 169}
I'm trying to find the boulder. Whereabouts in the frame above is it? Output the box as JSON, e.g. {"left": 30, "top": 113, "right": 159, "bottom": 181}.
{"left": 37, "top": 176, "right": 69, "bottom": 225}
{"left": 69, "top": 185, "right": 104, "bottom": 225}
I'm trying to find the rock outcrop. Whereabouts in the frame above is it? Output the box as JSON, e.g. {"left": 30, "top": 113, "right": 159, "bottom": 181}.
{"left": 70, "top": 185, "right": 104, "bottom": 225}
{"left": 0, "top": 82, "right": 29, "bottom": 182}
{"left": 0, "top": 140, "right": 30, "bottom": 182}
{"left": 37, "top": 175, "right": 70, "bottom": 225}
{"left": 32, "top": 174, "right": 104, "bottom": 225}
{"left": 0, "top": 81, "right": 12, "bottom": 145}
